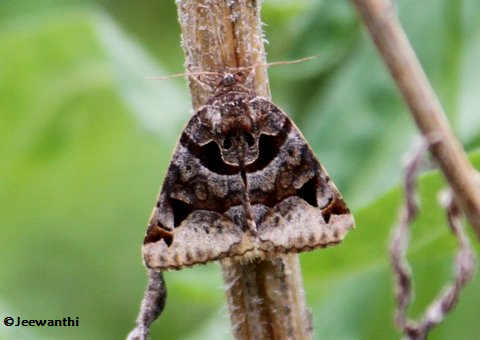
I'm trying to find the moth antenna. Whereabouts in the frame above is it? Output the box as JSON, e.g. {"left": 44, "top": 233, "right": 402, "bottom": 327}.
{"left": 235, "top": 55, "right": 321, "bottom": 74}
{"left": 264, "top": 55, "right": 321, "bottom": 68}
{"left": 147, "top": 70, "right": 222, "bottom": 81}
{"left": 187, "top": 74, "right": 209, "bottom": 93}
{"left": 147, "top": 70, "right": 224, "bottom": 93}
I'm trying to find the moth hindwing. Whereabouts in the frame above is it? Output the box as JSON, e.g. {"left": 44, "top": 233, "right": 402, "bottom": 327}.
{"left": 143, "top": 84, "right": 354, "bottom": 270}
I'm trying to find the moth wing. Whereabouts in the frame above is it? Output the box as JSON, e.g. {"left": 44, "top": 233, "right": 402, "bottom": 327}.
{"left": 248, "top": 101, "right": 354, "bottom": 252}
{"left": 143, "top": 209, "right": 243, "bottom": 270}
{"left": 142, "top": 112, "right": 245, "bottom": 270}
{"left": 258, "top": 196, "right": 354, "bottom": 253}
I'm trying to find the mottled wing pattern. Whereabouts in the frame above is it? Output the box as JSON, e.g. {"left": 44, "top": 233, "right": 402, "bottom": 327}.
{"left": 143, "top": 93, "right": 354, "bottom": 270}
{"left": 144, "top": 209, "right": 243, "bottom": 270}
{"left": 143, "top": 110, "right": 246, "bottom": 269}
{"left": 246, "top": 97, "right": 354, "bottom": 252}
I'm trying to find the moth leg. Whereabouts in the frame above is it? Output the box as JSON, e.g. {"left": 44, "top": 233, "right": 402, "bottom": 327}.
{"left": 127, "top": 269, "right": 166, "bottom": 340}
{"left": 189, "top": 73, "right": 214, "bottom": 93}
{"left": 240, "top": 169, "right": 257, "bottom": 235}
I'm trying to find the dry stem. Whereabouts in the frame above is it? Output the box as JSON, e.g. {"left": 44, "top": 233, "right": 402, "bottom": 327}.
{"left": 391, "top": 141, "right": 476, "bottom": 340}
{"left": 351, "top": 0, "right": 480, "bottom": 238}
{"left": 127, "top": 270, "right": 167, "bottom": 340}
{"left": 176, "top": 1, "right": 312, "bottom": 339}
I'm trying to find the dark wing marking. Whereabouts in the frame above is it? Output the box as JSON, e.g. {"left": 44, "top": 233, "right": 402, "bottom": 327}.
{"left": 245, "top": 118, "right": 291, "bottom": 172}
{"left": 180, "top": 132, "right": 239, "bottom": 175}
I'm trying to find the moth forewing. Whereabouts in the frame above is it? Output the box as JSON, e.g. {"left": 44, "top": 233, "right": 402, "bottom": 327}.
{"left": 142, "top": 88, "right": 354, "bottom": 271}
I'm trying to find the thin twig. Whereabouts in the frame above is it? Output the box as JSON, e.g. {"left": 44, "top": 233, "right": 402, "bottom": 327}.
{"left": 127, "top": 270, "right": 167, "bottom": 340}
{"left": 351, "top": 0, "right": 480, "bottom": 239}
{"left": 391, "top": 141, "right": 476, "bottom": 340}
{"left": 390, "top": 141, "right": 427, "bottom": 329}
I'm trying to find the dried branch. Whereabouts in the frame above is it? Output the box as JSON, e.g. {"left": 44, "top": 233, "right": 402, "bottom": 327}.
{"left": 391, "top": 141, "right": 476, "bottom": 340}
{"left": 390, "top": 141, "right": 427, "bottom": 330}
{"left": 127, "top": 270, "right": 167, "bottom": 340}
{"left": 351, "top": 0, "right": 480, "bottom": 238}
{"left": 176, "top": 1, "right": 312, "bottom": 339}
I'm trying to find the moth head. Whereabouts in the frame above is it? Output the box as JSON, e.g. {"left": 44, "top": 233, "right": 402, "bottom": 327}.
{"left": 214, "top": 71, "right": 252, "bottom": 95}
{"left": 220, "top": 72, "right": 246, "bottom": 87}
{"left": 221, "top": 73, "right": 236, "bottom": 87}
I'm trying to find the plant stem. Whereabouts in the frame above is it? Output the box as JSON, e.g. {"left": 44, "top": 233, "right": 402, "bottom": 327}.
{"left": 222, "top": 255, "right": 312, "bottom": 340}
{"left": 177, "top": 0, "right": 270, "bottom": 110}
{"left": 351, "top": 0, "right": 480, "bottom": 238}
{"left": 176, "top": 0, "right": 312, "bottom": 339}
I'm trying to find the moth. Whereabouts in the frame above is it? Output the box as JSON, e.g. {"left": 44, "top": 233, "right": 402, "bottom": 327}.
{"left": 128, "top": 72, "right": 355, "bottom": 340}
{"left": 142, "top": 73, "right": 354, "bottom": 270}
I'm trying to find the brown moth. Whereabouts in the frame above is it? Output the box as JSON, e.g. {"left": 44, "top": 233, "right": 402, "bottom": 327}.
{"left": 142, "top": 73, "right": 355, "bottom": 271}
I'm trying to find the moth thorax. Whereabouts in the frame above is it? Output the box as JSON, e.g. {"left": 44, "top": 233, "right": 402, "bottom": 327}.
{"left": 221, "top": 114, "right": 253, "bottom": 134}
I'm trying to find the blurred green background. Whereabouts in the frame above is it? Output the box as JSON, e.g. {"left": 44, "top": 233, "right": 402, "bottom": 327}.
{"left": 1, "top": 0, "right": 479, "bottom": 339}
